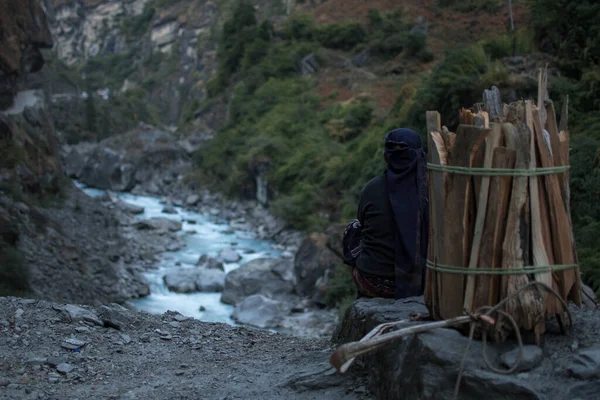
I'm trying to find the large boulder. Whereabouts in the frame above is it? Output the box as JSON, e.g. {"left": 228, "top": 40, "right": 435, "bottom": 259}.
{"left": 334, "top": 297, "right": 600, "bottom": 400}
{"left": 163, "top": 267, "right": 226, "bottom": 293}
{"left": 231, "top": 294, "right": 289, "bottom": 329}
{"left": 294, "top": 232, "right": 341, "bottom": 304}
{"left": 77, "top": 125, "right": 191, "bottom": 193}
{"left": 221, "top": 258, "right": 295, "bottom": 305}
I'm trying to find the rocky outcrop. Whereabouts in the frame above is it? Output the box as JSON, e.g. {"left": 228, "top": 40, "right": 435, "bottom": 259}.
{"left": 0, "top": 0, "right": 53, "bottom": 109}
{"left": 333, "top": 297, "right": 600, "bottom": 400}
{"left": 221, "top": 258, "right": 296, "bottom": 305}
{"left": 294, "top": 232, "right": 341, "bottom": 305}
{"left": 65, "top": 124, "right": 192, "bottom": 193}
{"left": 42, "top": 0, "right": 222, "bottom": 125}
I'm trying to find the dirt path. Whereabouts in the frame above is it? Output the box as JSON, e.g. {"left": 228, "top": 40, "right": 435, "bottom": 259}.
{"left": 0, "top": 297, "right": 372, "bottom": 400}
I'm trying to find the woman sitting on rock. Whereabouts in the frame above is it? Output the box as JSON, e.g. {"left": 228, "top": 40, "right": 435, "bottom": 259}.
{"left": 343, "top": 128, "right": 429, "bottom": 299}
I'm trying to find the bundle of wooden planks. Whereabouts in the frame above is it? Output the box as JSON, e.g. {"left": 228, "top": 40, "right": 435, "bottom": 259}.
{"left": 424, "top": 69, "right": 582, "bottom": 343}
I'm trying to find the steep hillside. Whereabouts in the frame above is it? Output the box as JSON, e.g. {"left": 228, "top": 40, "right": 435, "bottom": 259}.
{"left": 32, "top": 0, "right": 600, "bottom": 299}
{"left": 0, "top": 0, "right": 158, "bottom": 304}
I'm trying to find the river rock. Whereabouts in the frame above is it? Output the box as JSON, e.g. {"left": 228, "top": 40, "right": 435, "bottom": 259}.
{"left": 500, "top": 346, "right": 544, "bottom": 372}
{"left": 119, "top": 201, "right": 144, "bottom": 215}
{"left": 219, "top": 248, "right": 241, "bottom": 263}
{"left": 134, "top": 217, "right": 182, "bottom": 232}
{"left": 197, "top": 255, "right": 224, "bottom": 271}
{"left": 568, "top": 346, "right": 600, "bottom": 379}
{"left": 163, "top": 267, "right": 226, "bottom": 293}
{"left": 232, "top": 294, "right": 289, "bottom": 329}
{"left": 221, "top": 258, "right": 295, "bottom": 305}
{"left": 186, "top": 194, "right": 200, "bottom": 206}
{"left": 294, "top": 232, "right": 340, "bottom": 305}
{"left": 56, "top": 363, "right": 75, "bottom": 374}
{"left": 162, "top": 206, "right": 177, "bottom": 214}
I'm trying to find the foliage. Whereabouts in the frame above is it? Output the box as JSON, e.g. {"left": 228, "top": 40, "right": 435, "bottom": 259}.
{"left": 123, "top": 4, "right": 155, "bottom": 37}
{"left": 436, "top": 0, "right": 501, "bottom": 13}
{"left": 479, "top": 28, "right": 536, "bottom": 60}
{"left": 530, "top": 0, "right": 600, "bottom": 79}
{"left": 324, "top": 264, "right": 357, "bottom": 316}
{"left": 0, "top": 139, "right": 26, "bottom": 169}
{"left": 0, "top": 240, "right": 29, "bottom": 297}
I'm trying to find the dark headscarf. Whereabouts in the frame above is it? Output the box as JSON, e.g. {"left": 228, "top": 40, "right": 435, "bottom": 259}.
{"left": 384, "top": 128, "right": 429, "bottom": 299}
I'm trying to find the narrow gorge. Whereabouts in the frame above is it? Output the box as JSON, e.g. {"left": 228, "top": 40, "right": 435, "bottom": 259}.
{"left": 2, "top": 0, "right": 600, "bottom": 399}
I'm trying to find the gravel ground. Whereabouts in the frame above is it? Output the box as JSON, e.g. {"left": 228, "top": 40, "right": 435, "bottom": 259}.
{"left": 0, "top": 297, "right": 372, "bottom": 400}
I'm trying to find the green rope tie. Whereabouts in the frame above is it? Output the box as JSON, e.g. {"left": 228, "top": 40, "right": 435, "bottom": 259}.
{"left": 426, "top": 260, "right": 578, "bottom": 275}
{"left": 427, "top": 163, "right": 570, "bottom": 177}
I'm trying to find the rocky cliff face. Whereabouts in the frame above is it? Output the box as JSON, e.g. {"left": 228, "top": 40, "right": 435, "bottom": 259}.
{"left": 0, "top": 0, "right": 152, "bottom": 305}
{"left": 42, "top": 0, "right": 221, "bottom": 126}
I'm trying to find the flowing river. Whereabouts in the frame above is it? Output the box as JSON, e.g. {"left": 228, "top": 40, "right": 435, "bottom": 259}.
{"left": 75, "top": 182, "right": 283, "bottom": 325}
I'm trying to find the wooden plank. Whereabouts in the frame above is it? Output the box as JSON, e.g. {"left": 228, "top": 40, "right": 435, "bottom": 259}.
{"left": 532, "top": 107, "right": 580, "bottom": 310}
{"left": 439, "top": 125, "right": 489, "bottom": 319}
{"left": 472, "top": 146, "right": 515, "bottom": 312}
{"left": 483, "top": 86, "right": 503, "bottom": 121}
{"left": 501, "top": 122, "right": 544, "bottom": 333}
{"left": 425, "top": 111, "right": 443, "bottom": 318}
{"left": 525, "top": 101, "right": 557, "bottom": 313}
{"left": 463, "top": 123, "right": 503, "bottom": 312}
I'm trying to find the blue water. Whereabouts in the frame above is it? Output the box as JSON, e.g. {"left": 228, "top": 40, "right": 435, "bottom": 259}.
{"left": 75, "top": 182, "right": 282, "bottom": 325}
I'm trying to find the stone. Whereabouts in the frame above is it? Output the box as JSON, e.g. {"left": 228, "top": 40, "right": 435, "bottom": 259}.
{"left": 500, "top": 346, "right": 544, "bottom": 372}
{"left": 46, "top": 357, "right": 66, "bottom": 368}
{"left": 61, "top": 338, "right": 87, "bottom": 350}
{"left": 219, "top": 248, "right": 241, "bottom": 263}
{"left": 47, "top": 372, "right": 60, "bottom": 383}
{"left": 221, "top": 258, "right": 295, "bottom": 305}
{"left": 199, "top": 306, "right": 206, "bottom": 312}
{"left": 232, "top": 294, "right": 289, "bottom": 329}
{"left": 75, "top": 326, "right": 91, "bottom": 333}
{"left": 567, "top": 381, "right": 600, "bottom": 399}
{"left": 56, "top": 363, "right": 75, "bottom": 374}
{"left": 25, "top": 357, "right": 47, "bottom": 365}
{"left": 134, "top": 218, "right": 182, "bottom": 232}
{"left": 568, "top": 346, "right": 600, "bottom": 380}
{"left": 98, "top": 305, "right": 132, "bottom": 330}
{"left": 0, "top": 377, "right": 9, "bottom": 387}
{"left": 294, "top": 233, "right": 340, "bottom": 304}
{"left": 119, "top": 201, "right": 144, "bottom": 215}
{"left": 197, "top": 255, "right": 225, "bottom": 271}
{"left": 57, "top": 304, "right": 103, "bottom": 326}
{"left": 162, "top": 206, "right": 177, "bottom": 214}
{"left": 186, "top": 194, "right": 200, "bottom": 206}
{"left": 163, "top": 267, "right": 226, "bottom": 293}
{"left": 281, "top": 251, "right": 294, "bottom": 260}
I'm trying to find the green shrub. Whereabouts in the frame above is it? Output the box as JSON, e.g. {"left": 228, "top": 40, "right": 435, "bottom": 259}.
{"left": 480, "top": 28, "right": 536, "bottom": 60}
{"left": 316, "top": 22, "right": 367, "bottom": 51}
{"left": 324, "top": 264, "right": 357, "bottom": 316}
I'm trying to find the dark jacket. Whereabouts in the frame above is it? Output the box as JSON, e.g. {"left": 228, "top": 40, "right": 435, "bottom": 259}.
{"left": 355, "top": 174, "right": 396, "bottom": 279}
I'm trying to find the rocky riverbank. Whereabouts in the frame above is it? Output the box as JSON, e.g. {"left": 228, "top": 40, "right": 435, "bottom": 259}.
{"left": 59, "top": 123, "right": 348, "bottom": 338}
{"left": 0, "top": 296, "right": 371, "bottom": 400}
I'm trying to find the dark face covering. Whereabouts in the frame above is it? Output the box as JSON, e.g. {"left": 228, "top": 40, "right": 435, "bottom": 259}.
{"left": 384, "top": 128, "right": 429, "bottom": 299}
